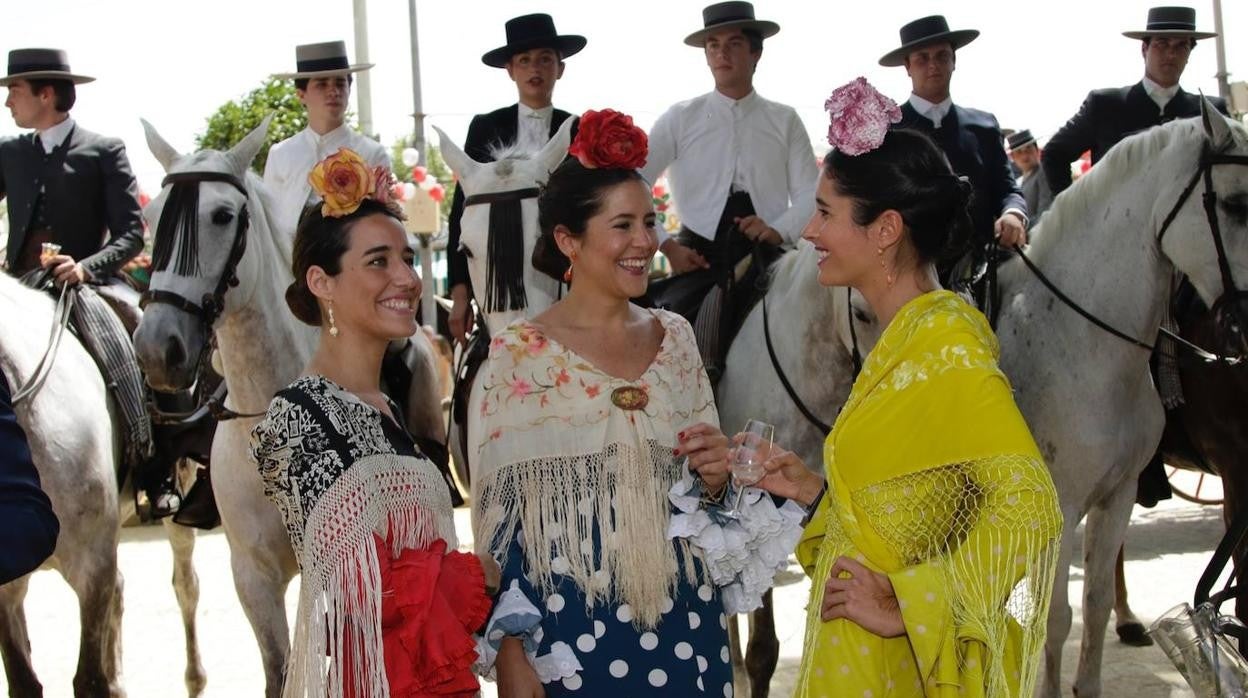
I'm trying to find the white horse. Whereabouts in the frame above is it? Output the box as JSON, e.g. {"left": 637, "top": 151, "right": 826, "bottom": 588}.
{"left": 718, "top": 105, "right": 1248, "bottom": 697}
{"left": 131, "top": 117, "right": 446, "bottom": 697}
{"left": 0, "top": 274, "right": 206, "bottom": 697}
{"left": 433, "top": 121, "right": 573, "bottom": 480}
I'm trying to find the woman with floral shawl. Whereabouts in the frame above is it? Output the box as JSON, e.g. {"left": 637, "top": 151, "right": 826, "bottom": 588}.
{"left": 755, "top": 79, "right": 1063, "bottom": 697}
{"left": 469, "top": 110, "right": 802, "bottom": 697}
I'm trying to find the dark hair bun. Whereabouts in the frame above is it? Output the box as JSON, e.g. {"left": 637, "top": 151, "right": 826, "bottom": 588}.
{"left": 824, "top": 129, "right": 976, "bottom": 265}
{"left": 285, "top": 282, "right": 323, "bottom": 326}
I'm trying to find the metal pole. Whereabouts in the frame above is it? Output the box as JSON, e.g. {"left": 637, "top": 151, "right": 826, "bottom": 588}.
{"left": 408, "top": 0, "right": 436, "bottom": 325}
{"left": 352, "top": 0, "right": 374, "bottom": 137}
{"left": 1212, "top": 0, "right": 1230, "bottom": 100}
{"left": 408, "top": 0, "right": 427, "bottom": 166}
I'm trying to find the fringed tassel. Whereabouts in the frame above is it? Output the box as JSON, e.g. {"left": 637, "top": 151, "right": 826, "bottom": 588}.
{"left": 484, "top": 198, "right": 528, "bottom": 313}
{"left": 474, "top": 440, "right": 693, "bottom": 628}
{"left": 151, "top": 182, "right": 201, "bottom": 276}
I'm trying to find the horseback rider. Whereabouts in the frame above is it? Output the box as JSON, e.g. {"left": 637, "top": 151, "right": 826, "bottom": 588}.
{"left": 445, "top": 13, "right": 585, "bottom": 345}
{"left": 642, "top": 1, "right": 817, "bottom": 378}
{"left": 264, "top": 40, "right": 390, "bottom": 239}
{"left": 0, "top": 48, "right": 174, "bottom": 517}
{"left": 1040, "top": 5, "right": 1229, "bottom": 647}
{"left": 1007, "top": 130, "right": 1053, "bottom": 226}
{"left": 881, "top": 14, "right": 1029, "bottom": 293}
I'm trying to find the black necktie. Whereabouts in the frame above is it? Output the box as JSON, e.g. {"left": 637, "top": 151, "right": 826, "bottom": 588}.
{"left": 33, "top": 134, "right": 44, "bottom": 154}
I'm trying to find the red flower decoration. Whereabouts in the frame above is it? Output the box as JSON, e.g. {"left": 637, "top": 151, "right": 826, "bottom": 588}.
{"left": 568, "top": 109, "right": 648, "bottom": 169}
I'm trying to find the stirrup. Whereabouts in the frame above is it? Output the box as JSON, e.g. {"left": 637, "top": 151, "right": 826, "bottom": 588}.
{"left": 139, "top": 478, "right": 182, "bottom": 521}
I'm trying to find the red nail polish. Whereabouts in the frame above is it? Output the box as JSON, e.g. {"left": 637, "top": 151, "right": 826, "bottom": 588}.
{"left": 678, "top": 431, "right": 686, "bottom": 439}
{"left": 673, "top": 447, "right": 680, "bottom": 456}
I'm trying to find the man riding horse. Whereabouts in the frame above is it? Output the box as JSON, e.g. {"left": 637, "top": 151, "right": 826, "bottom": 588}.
{"left": 0, "top": 48, "right": 177, "bottom": 517}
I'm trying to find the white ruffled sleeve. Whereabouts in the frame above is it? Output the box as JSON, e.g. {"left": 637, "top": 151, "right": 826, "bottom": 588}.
{"left": 667, "top": 469, "right": 804, "bottom": 614}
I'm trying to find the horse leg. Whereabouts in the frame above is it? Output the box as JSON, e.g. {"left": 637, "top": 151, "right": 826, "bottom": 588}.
{"left": 162, "top": 518, "right": 206, "bottom": 697}
{"left": 744, "top": 591, "right": 778, "bottom": 698}
{"left": 229, "top": 547, "right": 292, "bottom": 698}
{"left": 62, "top": 550, "right": 125, "bottom": 698}
{"left": 1111, "top": 545, "right": 1151, "bottom": 645}
{"left": 1072, "top": 486, "right": 1136, "bottom": 698}
{"left": 0, "top": 576, "right": 42, "bottom": 697}
{"left": 1040, "top": 514, "right": 1076, "bottom": 698}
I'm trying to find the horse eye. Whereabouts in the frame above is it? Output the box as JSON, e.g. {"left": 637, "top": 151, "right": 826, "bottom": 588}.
{"left": 211, "top": 209, "right": 235, "bottom": 226}
{"left": 1221, "top": 195, "right": 1248, "bottom": 226}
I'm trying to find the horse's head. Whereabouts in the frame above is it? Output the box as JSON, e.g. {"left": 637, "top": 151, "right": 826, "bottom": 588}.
{"left": 133, "top": 116, "right": 271, "bottom": 391}
{"left": 436, "top": 119, "right": 573, "bottom": 333}
{"left": 1155, "top": 100, "right": 1248, "bottom": 355}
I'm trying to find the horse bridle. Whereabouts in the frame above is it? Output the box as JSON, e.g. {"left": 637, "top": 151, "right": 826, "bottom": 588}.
{"left": 463, "top": 188, "right": 540, "bottom": 208}
{"left": 140, "top": 169, "right": 261, "bottom": 422}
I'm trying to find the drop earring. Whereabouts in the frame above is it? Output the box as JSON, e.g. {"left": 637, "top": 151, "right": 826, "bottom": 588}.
{"left": 563, "top": 252, "right": 577, "bottom": 284}
{"left": 328, "top": 302, "right": 339, "bottom": 337}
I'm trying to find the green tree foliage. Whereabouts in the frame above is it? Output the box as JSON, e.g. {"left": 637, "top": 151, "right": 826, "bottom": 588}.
{"left": 196, "top": 79, "right": 308, "bottom": 174}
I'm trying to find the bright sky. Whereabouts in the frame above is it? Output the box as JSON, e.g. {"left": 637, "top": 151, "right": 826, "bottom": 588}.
{"left": 2, "top": 0, "right": 1245, "bottom": 196}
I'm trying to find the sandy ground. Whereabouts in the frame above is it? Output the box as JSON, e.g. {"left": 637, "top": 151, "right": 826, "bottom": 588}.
{"left": 0, "top": 477, "right": 1228, "bottom": 697}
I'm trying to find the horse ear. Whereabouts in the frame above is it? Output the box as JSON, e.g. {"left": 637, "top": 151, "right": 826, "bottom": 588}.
{"left": 141, "top": 118, "right": 181, "bottom": 172}
{"left": 434, "top": 126, "right": 479, "bottom": 184}
{"left": 226, "top": 114, "right": 273, "bottom": 176}
{"left": 536, "top": 118, "right": 575, "bottom": 183}
{"left": 1200, "top": 96, "right": 1232, "bottom": 150}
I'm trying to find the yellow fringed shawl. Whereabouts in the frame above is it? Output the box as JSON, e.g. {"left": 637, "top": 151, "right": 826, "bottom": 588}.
{"left": 795, "top": 291, "right": 1062, "bottom": 697}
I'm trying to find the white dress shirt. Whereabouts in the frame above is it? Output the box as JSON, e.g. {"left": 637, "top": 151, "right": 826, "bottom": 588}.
{"left": 642, "top": 90, "right": 817, "bottom": 245}
{"left": 263, "top": 123, "right": 391, "bottom": 235}
{"left": 1142, "top": 76, "right": 1181, "bottom": 113}
{"left": 517, "top": 103, "right": 554, "bottom": 153}
{"left": 907, "top": 94, "right": 953, "bottom": 128}
{"left": 36, "top": 117, "right": 75, "bottom": 153}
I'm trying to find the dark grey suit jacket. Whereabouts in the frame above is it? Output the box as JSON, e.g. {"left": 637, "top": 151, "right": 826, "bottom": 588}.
{"left": 0, "top": 125, "right": 144, "bottom": 278}
{"left": 446, "top": 105, "right": 576, "bottom": 293}
{"left": 1042, "top": 82, "right": 1229, "bottom": 195}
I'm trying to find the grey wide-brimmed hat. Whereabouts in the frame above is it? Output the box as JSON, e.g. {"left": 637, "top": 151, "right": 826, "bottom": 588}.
{"left": 271, "top": 41, "right": 373, "bottom": 80}
{"left": 1123, "top": 6, "right": 1216, "bottom": 40}
{"left": 878, "top": 15, "right": 980, "bottom": 67}
{"left": 0, "top": 48, "right": 94, "bottom": 86}
{"left": 481, "top": 14, "right": 586, "bottom": 68}
{"left": 684, "top": 2, "right": 780, "bottom": 48}
{"left": 1007, "top": 129, "right": 1038, "bottom": 152}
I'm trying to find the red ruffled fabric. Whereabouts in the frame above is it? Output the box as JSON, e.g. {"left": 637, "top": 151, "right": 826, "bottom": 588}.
{"left": 345, "top": 535, "right": 491, "bottom": 697}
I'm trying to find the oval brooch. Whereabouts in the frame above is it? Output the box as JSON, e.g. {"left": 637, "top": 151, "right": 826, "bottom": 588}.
{"left": 610, "top": 386, "right": 649, "bottom": 411}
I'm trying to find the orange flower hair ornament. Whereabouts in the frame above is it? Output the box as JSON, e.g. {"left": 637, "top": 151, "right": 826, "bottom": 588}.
{"left": 308, "top": 147, "right": 399, "bottom": 218}
{"left": 567, "top": 109, "right": 648, "bottom": 170}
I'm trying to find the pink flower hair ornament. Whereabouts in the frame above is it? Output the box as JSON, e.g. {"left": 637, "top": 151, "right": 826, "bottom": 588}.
{"left": 824, "top": 77, "right": 902, "bottom": 156}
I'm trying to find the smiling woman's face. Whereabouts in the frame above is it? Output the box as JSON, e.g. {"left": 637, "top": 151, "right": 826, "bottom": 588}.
{"left": 313, "top": 212, "right": 422, "bottom": 341}
{"left": 558, "top": 179, "right": 659, "bottom": 300}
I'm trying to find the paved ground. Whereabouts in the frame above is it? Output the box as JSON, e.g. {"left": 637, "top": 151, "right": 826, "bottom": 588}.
{"left": 0, "top": 482, "right": 1227, "bottom": 697}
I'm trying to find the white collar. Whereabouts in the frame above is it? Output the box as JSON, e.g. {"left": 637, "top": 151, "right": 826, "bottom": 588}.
{"left": 1142, "top": 76, "right": 1180, "bottom": 103}
{"left": 710, "top": 88, "right": 759, "bottom": 111}
{"left": 304, "top": 122, "right": 352, "bottom": 146}
{"left": 518, "top": 103, "right": 554, "bottom": 120}
{"left": 908, "top": 93, "right": 953, "bottom": 126}
{"left": 36, "top": 117, "right": 75, "bottom": 153}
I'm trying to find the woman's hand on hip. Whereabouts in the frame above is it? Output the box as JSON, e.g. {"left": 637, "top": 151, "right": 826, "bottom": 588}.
{"left": 676, "top": 422, "right": 731, "bottom": 492}
{"left": 821, "top": 556, "right": 906, "bottom": 638}
{"left": 496, "top": 637, "right": 546, "bottom": 698}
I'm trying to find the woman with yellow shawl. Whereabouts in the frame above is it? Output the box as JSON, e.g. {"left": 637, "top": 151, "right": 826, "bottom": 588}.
{"left": 755, "top": 78, "right": 1063, "bottom": 697}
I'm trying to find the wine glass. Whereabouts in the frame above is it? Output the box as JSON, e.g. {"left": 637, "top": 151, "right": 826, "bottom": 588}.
{"left": 722, "top": 419, "right": 774, "bottom": 519}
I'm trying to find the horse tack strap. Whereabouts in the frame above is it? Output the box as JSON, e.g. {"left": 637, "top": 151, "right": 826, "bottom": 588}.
{"left": 161, "top": 170, "right": 247, "bottom": 196}
{"left": 761, "top": 294, "right": 832, "bottom": 436}
{"left": 463, "top": 188, "right": 540, "bottom": 207}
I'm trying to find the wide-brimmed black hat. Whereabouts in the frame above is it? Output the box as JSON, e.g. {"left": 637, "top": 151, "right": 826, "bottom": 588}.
{"left": 878, "top": 15, "right": 979, "bottom": 67}
{"left": 481, "top": 14, "right": 586, "bottom": 68}
{"left": 271, "top": 41, "right": 373, "bottom": 80}
{"left": 684, "top": 2, "right": 780, "bottom": 48}
{"left": 1007, "top": 130, "right": 1038, "bottom": 152}
{"left": 1123, "top": 6, "right": 1216, "bottom": 40}
{"left": 0, "top": 48, "right": 94, "bottom": 86}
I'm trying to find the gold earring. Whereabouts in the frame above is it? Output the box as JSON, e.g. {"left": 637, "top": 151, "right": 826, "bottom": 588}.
{"left": 328, "top": 303, "right": 339, "bottom": 337}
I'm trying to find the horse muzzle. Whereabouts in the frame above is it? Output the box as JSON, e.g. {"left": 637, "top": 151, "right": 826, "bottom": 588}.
{"left": 133, "top": 305, "right": 209, "bottom": 391}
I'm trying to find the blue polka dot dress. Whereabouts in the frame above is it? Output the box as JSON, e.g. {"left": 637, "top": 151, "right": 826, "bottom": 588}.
{"left": 497, "top": 530, "right": 734, "bottom": 696}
